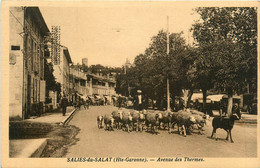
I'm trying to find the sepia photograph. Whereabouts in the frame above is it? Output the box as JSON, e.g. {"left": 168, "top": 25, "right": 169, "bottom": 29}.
{"left": 1, "top": 1, "right": 259, "bottom": 168}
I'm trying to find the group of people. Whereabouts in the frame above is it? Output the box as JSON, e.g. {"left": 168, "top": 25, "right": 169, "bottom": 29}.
{"left": 73, "top": 97, "right": 90, "bottom": 110}
{"left": 117, "top": 90, "right": 242, "bottom": 119}
{"left": 117, "top": 90, "right": 185, "bottom": 112}
{"left": 117, "top": 90, "right": 145, "bottom": 111}
{"left": 60, "top": 94, "right": 90, "bottom": 116}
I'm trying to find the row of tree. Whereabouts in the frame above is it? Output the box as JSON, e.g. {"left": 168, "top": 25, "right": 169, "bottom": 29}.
{"left": 116, "top": 7, "right": 257, "bottom": 116}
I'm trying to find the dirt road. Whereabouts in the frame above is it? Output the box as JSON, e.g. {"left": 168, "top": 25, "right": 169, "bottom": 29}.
{"left": 65, "top": 105, "right": 257, "bottom": 157}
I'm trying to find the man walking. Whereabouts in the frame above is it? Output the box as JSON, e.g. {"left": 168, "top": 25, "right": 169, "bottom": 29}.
{"left": 61, "top": 95, "right": 68, "bottom": 116}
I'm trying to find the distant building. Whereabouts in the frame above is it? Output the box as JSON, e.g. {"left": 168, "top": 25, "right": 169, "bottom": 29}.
{"left": 69, "top": 65, "right": 116, "bottom": 104}
{"left": 82, "top": 58, "right": 88, "bottom": 67}
{"left": 9, "top": 7, "right": 49, "bottom": 119}
{"left": 89, "top": 73, "right": 116, "bottom": 96}
{"left": 124, "top": 58, "right": 131, "bottom": 74}
{"left": 70, "top": 67, "right": 92, "bottom": 97}
{"left": 125, "top": 58, "right": 131, "bottom": 67}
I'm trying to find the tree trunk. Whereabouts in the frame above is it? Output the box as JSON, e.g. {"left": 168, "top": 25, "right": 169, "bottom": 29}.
{"left": 202, "top": 89, "right": 207, "bottom": 114}
{"left": 172, "top": 95, "right": 176, "bottom": 111}
{"left": 227, "top": 95, "right": 233, "bottom": 117}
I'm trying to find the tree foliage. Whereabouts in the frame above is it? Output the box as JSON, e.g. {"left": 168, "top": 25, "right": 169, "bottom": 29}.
{"left": 192, "top": 7, "right": 257, "bottom": 90}
{"left": 115, "top": 7, "right": 257, "bottom": 113}
{"left": 191, "top": 7, "right": 257, "bottom": 115}
{"left": 116, "top": 30, "right": 195, "bottom": 109}
{"left": 44, "top": 60, "right": 61, "bottom": 96}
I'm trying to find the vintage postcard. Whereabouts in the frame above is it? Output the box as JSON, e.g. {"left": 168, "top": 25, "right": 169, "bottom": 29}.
{"left": 1, "top": 0, "right": 260, "bottom": 168}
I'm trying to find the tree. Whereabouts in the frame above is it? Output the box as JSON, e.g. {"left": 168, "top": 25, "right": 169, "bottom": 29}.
{"left": 44, "top": 60, "right": 61, "bottom": 99}
{"left": 191, "top": 7, "right": 257, "bottom": 115}
{"left": 187, "top": 44, "right": 217, "bottom": 113}
{"left": 213, "top": 40, "right": 246, "bottom": 115}
{"left": 125, "top": 30, "right": 193, "bottom": 109}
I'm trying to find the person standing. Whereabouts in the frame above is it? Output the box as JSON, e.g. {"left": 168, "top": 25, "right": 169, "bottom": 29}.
{"left": 232, "top": 103, "right": 240, "bottom": 115}
{"left": 135, "top": 90, "right": 144, "bottom": 111}
{"left": 82, "top": 98, "right": 87, "bottom": 110}
{"left": 118, "top": 95, "right": 122, "bottom": 109}
{"left": 220, "top": 100, "right": 227, "bottom": 116}
{"left": 61, "top": 95, "right": 68, "bottom": 116}
{"left": 86, "top": 98, "right": 90, "bottom": 109}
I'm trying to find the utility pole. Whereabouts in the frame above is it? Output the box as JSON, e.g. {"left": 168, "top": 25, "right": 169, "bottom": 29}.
{"left": 124, "top": 58, "right": 130, "bottom": 97}
{"left": 166, "top": 16, "right": 171, "bottom": 112}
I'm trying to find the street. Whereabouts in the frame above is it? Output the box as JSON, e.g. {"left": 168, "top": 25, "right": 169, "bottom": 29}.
{"left": 66, "top": 105, "right": 257, "bottom": 158}
{"left": 5, "top": 5, "right": 258, "bottom": 168}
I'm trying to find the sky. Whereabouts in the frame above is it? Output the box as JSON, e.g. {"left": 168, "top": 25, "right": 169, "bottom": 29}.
{"left": 40, "top": 4, "right": 200, "bottom": 67}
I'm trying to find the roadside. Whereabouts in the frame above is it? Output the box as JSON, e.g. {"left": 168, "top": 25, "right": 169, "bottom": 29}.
{"left": 211, "top": 110, "right": 257, "bottom": 124}
{"left": 9, "top": 106, "right": 80, "bottom": 158}
{"left": 40, "top": 124, "right": 80, "bottom": 157}
{"left": 26, "top": 106, "right": 75, "bottom": 124}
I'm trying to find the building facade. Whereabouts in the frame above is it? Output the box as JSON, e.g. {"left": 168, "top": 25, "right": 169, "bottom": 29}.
{"left": 9, "top": 7, "right": 49, "bottom": 119}
{"left": 70, "top": 68, "right": 92, "bottom": 98}
{"left": 69, "top": 66, "right": 116, "bottom": 103}
{"left": 90, "top": 74, "right": 116, "bottom": 96}
{"left": 52, "top": 48, "right": 72, "bottom": 97}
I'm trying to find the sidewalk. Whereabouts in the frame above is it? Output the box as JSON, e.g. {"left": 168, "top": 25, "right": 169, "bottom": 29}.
{"left": 26, "top": 106, "right": 75, "bottom": 124}
{"left": 9, "top": 106, "right": 77, "bottom": 158}
{"left": 237, "top": 113, "right": 258, "bottom": 124}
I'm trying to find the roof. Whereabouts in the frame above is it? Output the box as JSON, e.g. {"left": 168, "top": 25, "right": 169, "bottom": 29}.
{"left": 207, "top": 94, "right": 241, "bottom": 101}
{"left": 63, "top": 49, "right": 72, "bottom": 64}
{"left": 87, "top": 73, "right": 116, "bottom": 83}
{"left": 27, "top": 7, "right": 50, "bottom": 35}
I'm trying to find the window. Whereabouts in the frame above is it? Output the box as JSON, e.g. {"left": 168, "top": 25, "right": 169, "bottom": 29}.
{"left": 80, "top": 80, "right": 86, "bottom": 87}
{"left": 35, "top": 79, "right": 38, "bottom": 102}
{"left": 31, "top": 39, "right": 34, "bottom": 71}
{"left": 11, "top": 45, "right": 20, "bottom": 50}
{"left": 41, "top": 50, "right": 44, "bottom": 78}
{"left": 34, "top": 42, "right": 37, "bottom": 71}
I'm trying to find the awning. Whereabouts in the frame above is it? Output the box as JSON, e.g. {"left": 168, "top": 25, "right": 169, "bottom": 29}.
{"left": 198, "top": 98, "right": 211, "bottom": 103}
{"left": 191, "top": 93, "right": 203, "bottom": 101}
{"left": 95, "top": 95, "right": 101, "bottom": 99}
{"left": 88, "top": 96, "right": 95, "bottom": 100}
{"left": 222, "top": 95, "right": 241, "bottom": 99}
{"left": 76, "top": 93, "right": 87, "bottom": 100}
{"left": 207, "top": 94, "right": 226, "bottom": 102}
{"left": 76, "top": 93, "right": 82, "bottom": 97}
{"left": 112, "top": 97, "right": 117, "bottom": 101}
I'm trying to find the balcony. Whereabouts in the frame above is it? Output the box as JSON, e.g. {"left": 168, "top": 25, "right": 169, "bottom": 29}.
{"left": 92, "top": 84, "right": 106, "bottom": 89}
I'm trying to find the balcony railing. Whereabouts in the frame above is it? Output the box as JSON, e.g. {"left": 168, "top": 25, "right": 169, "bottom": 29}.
{"left": 92, "top": 85, "right": 107, "bottom": 89}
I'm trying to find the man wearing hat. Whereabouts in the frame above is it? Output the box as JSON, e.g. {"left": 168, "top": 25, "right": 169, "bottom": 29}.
{"left": 135, "top": 90, "right": 144, "bottom": 111}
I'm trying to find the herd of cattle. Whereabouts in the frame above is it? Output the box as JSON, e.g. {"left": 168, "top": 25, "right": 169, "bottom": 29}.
{"left": 97, "top": 108, "right": 242, "bottom": 142}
